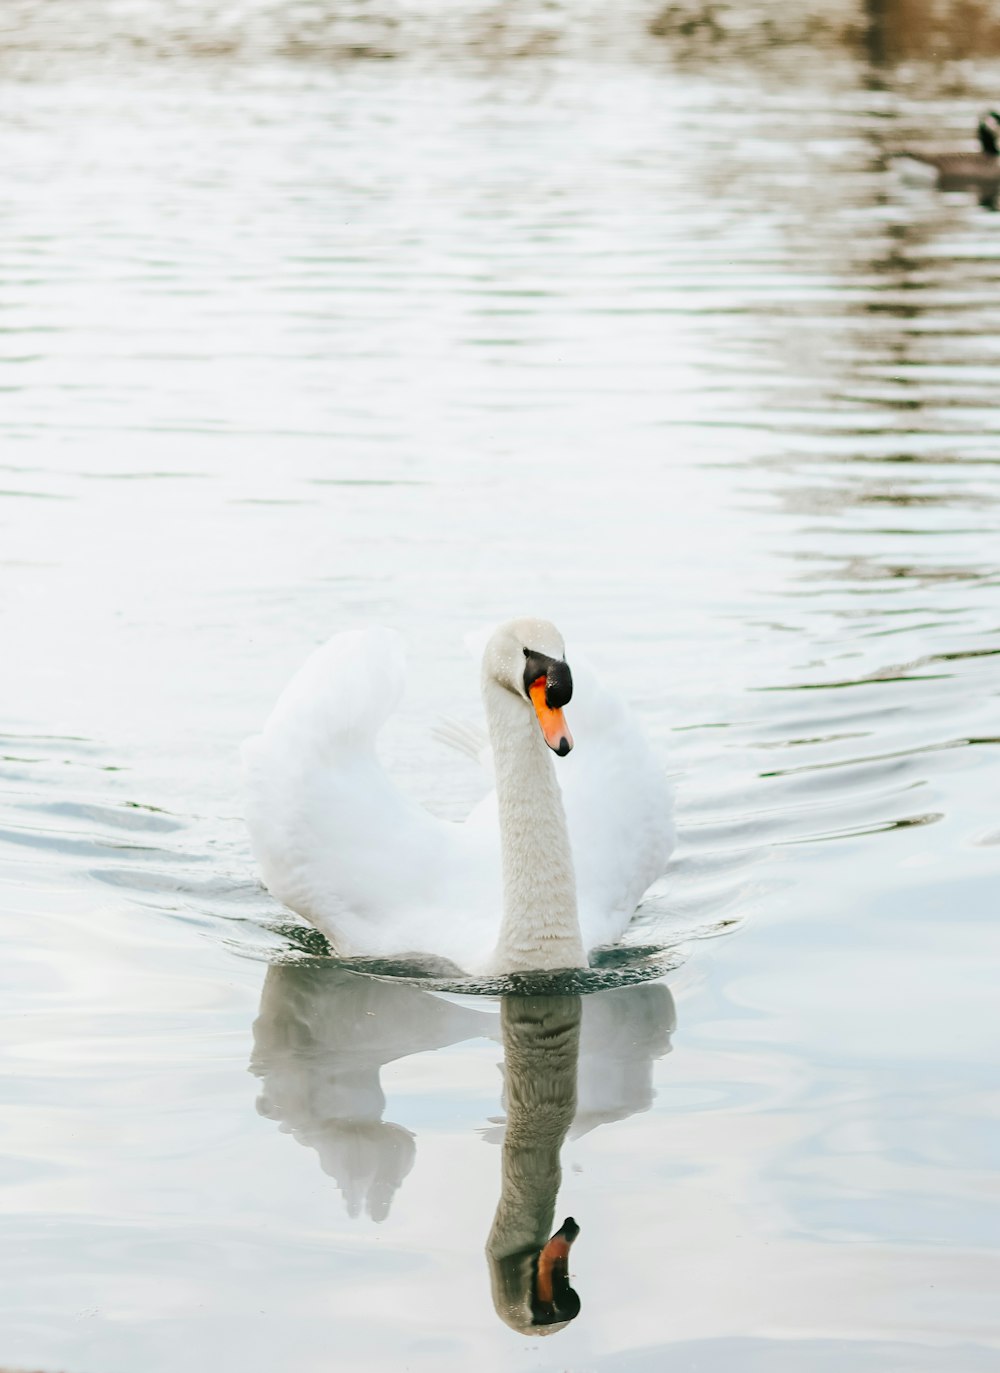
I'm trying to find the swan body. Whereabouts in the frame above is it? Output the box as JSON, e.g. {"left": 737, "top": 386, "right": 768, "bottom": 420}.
{"left": 242, "top": 618, "right": 673, "bottom": 974}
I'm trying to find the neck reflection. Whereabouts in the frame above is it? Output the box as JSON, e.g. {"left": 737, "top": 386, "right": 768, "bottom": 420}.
{"left": 487, "top": 993, "right": 582, "bottom": 1333}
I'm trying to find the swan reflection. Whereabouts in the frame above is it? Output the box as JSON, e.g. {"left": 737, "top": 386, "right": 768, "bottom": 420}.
{"left": 250, "top": 964, "right": 495, "bottom": 1219}
{"left": 250, "top": 963, "right": 675, "bottom": 1326}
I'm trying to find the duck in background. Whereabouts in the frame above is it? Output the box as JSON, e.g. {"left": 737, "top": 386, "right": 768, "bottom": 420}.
{"left": 900, "top": 110, "right": 1000, "bottom": 195}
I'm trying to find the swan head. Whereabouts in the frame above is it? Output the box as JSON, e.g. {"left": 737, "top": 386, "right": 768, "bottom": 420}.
{"left": 489, "top": 1215, "right": 582, "bottom": 1334}
{"left": 483, "top": 618, "right": 574, "bottom": 756}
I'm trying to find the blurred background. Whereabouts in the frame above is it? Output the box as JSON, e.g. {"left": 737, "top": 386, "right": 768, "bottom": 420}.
{"left": 1, "top": 3, "right": 999, "bottom": 1371}
{"left": 5, "top": 0, "right": 1000, "bottom": 66}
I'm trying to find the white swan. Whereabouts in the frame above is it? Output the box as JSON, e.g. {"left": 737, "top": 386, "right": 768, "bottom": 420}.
{"left": 242, "top": 617, "right": 673, "bottom": 974}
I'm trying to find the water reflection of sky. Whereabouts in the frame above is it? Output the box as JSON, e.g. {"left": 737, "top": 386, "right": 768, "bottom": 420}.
{"left": 1, "top": 6, "right": 1000, "bottom": 1370}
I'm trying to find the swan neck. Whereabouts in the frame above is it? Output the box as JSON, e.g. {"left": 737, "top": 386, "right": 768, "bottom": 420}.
{"left": 482, "top": 677, "right": 585, "bottom": 974}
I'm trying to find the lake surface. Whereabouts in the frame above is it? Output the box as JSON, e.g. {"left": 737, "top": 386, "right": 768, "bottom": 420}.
{"left": 1, "top": 9, "right": 999, "bottom": 1370}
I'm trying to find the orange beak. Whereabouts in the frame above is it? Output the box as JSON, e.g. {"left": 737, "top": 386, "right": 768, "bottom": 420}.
{"left": 529, "top": 677, "right": 573, "bottom": 756}
{"left": 535, "top": 1217, "right": 579, "bottom": 1304}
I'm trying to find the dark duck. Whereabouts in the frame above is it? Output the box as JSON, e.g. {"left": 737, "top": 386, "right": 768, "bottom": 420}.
{"left": 901, "top": 110, "right": 1000, "bottom": 189}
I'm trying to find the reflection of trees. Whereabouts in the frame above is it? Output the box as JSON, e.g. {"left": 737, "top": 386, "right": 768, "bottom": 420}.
{"left": 867, "top": 0, "right": 1000, "bottom": 62}
{"left": 642, "top": 0, "right": 1000, "bottom": 63}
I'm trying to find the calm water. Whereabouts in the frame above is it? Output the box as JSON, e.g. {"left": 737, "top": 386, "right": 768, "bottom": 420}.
{"left": 2, "top": 11, "right": 1000, "bottom": 1371}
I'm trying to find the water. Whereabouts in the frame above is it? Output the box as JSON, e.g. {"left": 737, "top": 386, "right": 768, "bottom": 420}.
{"left": 2, "top": 9, "right": 1000, "bottom": 1370}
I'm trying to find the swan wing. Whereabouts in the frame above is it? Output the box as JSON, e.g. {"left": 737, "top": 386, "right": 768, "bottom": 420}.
{"left": 431, "top": 716, "right": 493, "bottom": 776}
{"left": 242, "top": 627, "right": 498, "bottom": 963}
{"left": 555, "top": 656, "right": 675, "bottom": 949}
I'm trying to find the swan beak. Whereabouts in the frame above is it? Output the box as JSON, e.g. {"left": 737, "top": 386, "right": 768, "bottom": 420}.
{"left": 529, "top": 678, "right": 573, "bottom": 756}
{"left": 535, "top": 1217, "right": 579, "bottom": 1305}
